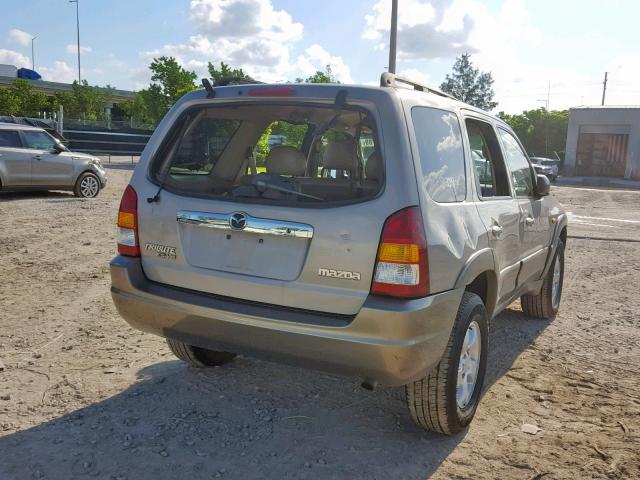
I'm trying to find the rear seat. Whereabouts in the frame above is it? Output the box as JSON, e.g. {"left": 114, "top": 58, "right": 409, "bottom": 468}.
{"left": 255, "top": 141, "right": 381, "bottom": 201}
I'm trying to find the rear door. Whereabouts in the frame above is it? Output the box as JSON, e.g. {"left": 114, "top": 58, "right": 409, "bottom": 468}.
{"left": 463, "top": 116, "right": 521, "bottom": 304}
{"left": 134, "top": 96, "right": 412, "bottom": 316}
{"left": 0, "top": 129, "right": 31, "bottom": 186}
{"left": 20, "top": 130, "right": 74, "bottom": 186}
{"left": 498, "top": 128, "right": 550, "bottom": 284}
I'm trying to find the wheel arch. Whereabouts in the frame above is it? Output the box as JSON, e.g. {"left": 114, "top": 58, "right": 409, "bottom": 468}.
{"left": 540, "top": 213, "right": 568, "bottom": 278}
{"left": 74, "top": 169, "right": 99, "bottom": 183}
{"left": 453, "top": 248, "right": 499, "bottom": 318}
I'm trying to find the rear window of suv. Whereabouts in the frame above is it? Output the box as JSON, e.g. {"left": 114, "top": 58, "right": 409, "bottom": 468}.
{"left": 150, "top": 103, "right": 384, "bottom": 206}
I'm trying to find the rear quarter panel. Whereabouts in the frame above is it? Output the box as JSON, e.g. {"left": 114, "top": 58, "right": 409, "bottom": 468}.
{"left": 398, "top": 91, "right": 492, "bottom": 295}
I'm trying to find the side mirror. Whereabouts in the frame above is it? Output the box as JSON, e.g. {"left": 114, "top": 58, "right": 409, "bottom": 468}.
{"left": 535, "top": 174, "right": 550, "bottom": 197}
{"left": 51, "top": 143, "right": 65, "bottom": 154}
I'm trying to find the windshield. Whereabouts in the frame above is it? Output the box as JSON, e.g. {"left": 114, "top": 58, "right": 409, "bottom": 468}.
{"left": 151, "top": 103, "right": 383, "bottom": 206}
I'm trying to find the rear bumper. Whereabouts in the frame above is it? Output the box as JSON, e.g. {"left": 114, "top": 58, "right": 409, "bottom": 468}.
{"left": 110, "top": 256, "right": 463, "bottom": 386}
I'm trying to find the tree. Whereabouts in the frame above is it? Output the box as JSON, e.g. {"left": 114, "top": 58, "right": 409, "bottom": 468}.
{"left": 54, "top": 80, "right": 110, "bottom": 120}
{"left": 498, "top": 108, "right": 569, "bottom": 158}
{"left": 295, "top": 65, "right": 336, "bottom": 84}
{"left": 123, "top": 56, "right": 197, "bottom": 126}
{"left": 440, "top": 53, "right": 497, "bottom": 111}
{"left": 207, "top": 61, "right": 250, "bottom": 84}
{"left": 0, "top": 79, "right": 51, "bottom": 117}
{"left": 255, "top": 123, "right": 273, "bottom": 166}
{"left": 149, "top": 56, "right": 197, "bottom": 103}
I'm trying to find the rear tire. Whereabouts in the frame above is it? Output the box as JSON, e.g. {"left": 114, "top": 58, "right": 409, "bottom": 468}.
{"left": 166, "top": 338, "right": 236, "bottom": 367}
{"left": 521, "top": 240, "right": 564, "bottom": 319}
{"left": 74, "top": 172, "right": 101, "bottom": 198}
{"left": 406, "top": 292, "right": 488, "bottom": 435}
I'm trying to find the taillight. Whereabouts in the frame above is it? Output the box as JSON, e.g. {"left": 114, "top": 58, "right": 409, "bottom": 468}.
{"left": 247, "top": 86, "right": 295, "bottom": 97}
{"left": 371, "top": 206, "right": 429, "bottom": 298}
{"left": 117, "top": 185, "right": 140, "bottom": 257}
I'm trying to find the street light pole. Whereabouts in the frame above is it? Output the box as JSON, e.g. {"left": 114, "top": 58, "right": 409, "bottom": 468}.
{"left": 388, "top": 0, "right": 398, "bottom": 74}
{"left": 69, "top": 0, "right": 81, "bottom": 84}
{"left": 31, "top": 36, "right": 38, "bottom": 71}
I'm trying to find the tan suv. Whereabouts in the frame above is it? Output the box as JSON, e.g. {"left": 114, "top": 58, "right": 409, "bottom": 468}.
{"left": 110, "top": 74, "right": 567, "bottom": 435}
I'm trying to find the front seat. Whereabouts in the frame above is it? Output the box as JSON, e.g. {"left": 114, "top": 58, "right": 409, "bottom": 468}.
{"left": 265, "top": 146, "right": 306, "bottom": 176}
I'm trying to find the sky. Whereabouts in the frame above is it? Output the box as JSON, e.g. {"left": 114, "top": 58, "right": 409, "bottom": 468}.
{"left": 1, "top": 0, "right": 639, "bottom": 113}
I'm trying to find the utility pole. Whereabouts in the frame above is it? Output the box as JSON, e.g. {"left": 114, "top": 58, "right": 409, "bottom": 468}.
{"left": 388, "top": 0, "right": 398, "bottom": 74}
{"left": 31, "top": 36, "right": 37, "bottom": 71}
{"left": 536, "top": 81, "right": 550, "bottom": 110}
{"left": 69, "top": 0, "right": 81, "bottom": 84}
{"left": 601, "top": 72, "right": 608, "bottom": 106}
{"left": 546, "top": 80, "right": 550, "bottom": 110}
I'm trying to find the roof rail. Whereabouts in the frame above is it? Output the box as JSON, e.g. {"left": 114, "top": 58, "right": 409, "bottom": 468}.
{"left": 380, "top": 72, "right": 456, "bottom": 100}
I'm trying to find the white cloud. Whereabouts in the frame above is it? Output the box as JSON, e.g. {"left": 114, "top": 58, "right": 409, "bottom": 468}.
{"left": 363, "top": 0, "right": 590, "bottom": 112}
{"left": 295, "top": 45, "right": 353, "bottom": 83}
{"left": 190, "top": 0, "right": 302, "bottom": 42}
{"left": 0, "top": 49, "right": 30, "bottom": 68}
{"left": 38, "top": 61, "right": 76, "bottom": 83}
{"left": 66, "top": 44, "right": 93, "bottom": 55}
{"left": 142, "top": 0, "right": 350, "bottom": 84}
{"left": 363, "top": 0, "right": 475, "bottom": 59}
{"left": 8, "top": 29, "right": 33, "bottom": 47}
{"left": 398, "top": 68, "right": 431, "bottom": 85}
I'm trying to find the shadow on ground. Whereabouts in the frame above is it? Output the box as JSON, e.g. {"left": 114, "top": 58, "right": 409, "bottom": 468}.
{"left": 0, "top": 308, "right": 547, "bottom": 479}
{"left": 0, "top": 190, "right": 75, "bottom": 201}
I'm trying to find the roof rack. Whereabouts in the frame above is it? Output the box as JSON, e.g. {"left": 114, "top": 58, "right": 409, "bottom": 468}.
{"left": 380, "top": 72, "right": 456, "bottom": 100}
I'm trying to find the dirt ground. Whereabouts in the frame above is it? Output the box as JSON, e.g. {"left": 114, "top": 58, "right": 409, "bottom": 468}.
{"left": 1, "top": 167, "right": 639, "bottom": 480}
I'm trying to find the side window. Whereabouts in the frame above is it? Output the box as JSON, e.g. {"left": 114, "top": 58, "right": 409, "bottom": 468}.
{"left": 22, "top": 131, "right": 57, "bottom": 151}
{"left": 499, "top": 129, "right": 534, "bottom": 197}
{"left": 464, "top": 119, "right": 511, "bottom": 198}
{"left": 0, "top": 131, "right": 22, "bottom": 148}
{"left": 169, "top": 118, "right": 241, "bottom": 176}
{"left": 411, "top": 107, "right": 466, "bottom": 202}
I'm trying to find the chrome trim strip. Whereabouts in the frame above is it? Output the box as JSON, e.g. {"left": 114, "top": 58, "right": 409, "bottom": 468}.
{"left": 176, "top": 210, "right": 314, "bottom": 239}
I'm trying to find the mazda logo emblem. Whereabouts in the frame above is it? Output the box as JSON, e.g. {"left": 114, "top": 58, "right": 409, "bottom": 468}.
{"left": 229, "top": 212, "right": 247, "bottom": 230}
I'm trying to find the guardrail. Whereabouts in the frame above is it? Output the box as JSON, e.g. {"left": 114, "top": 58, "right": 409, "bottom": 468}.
{"left": 62, "top": 129, "right": 153, "bottom": 156}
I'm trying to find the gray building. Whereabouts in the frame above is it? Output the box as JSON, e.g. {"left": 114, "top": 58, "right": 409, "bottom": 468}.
{"left": 564, "top": 106, "right": 640, "bottom": 180}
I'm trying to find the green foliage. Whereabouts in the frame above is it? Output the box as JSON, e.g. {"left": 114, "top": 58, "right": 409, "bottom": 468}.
{"left": 440, "top": 53, "right": 497, "bottom": 111}
{"left": 123, "top": 56, "right": 197, "bottom": 126}
{"left": 295, "top": 65, "right": 337, "bottom": 84}
{"left": 270, "top": 122, "right": 307, "bottom": 148}
{"left": 498, "top": 108, "right": 569, "bottom": 158}
{"left": 207, "top": 61, "right": 250, "bottom": 84}
{"left": 150, "top": 56, "right": 197, "bottom": 102}
{"left": 54, "top": 80, "right": 111, "bottom": 120}
{"left": 0, "top": 79, "right": 52, "bottom": 116}
{"left": 255, "top": 123, "right": 273, "bottom": 166}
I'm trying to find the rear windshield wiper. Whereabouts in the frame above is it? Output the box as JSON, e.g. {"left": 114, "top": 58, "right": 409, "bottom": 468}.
{"left": 254, "top": 180, "right": 324, "bottom": 201}
{"left": 233, "top": 180, "right": 323, "bottom": 201}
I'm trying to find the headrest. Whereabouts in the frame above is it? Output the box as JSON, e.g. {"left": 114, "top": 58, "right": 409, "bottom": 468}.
{"left": 365, "top": 152, "right": 382, "bottom": 181}
{"left": 323, "top": 138, "right": 360, "bottom": 172}
{"left": 265, "top": 146, "right": 306, "bottom": 176}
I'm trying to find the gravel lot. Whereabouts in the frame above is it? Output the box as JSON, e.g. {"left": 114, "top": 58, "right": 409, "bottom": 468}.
{"left": 1, "top": 168, "right": 639, "bottom": 479}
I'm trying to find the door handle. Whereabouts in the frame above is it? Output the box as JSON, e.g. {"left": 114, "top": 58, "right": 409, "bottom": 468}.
{"left": 525, "top": 216, "right": 535, "bottom": 226}
{"left": 491, "top": 224, "right": 503, "bottom": 237}
{"left": 33, "top": 155, "right": 42, "bottom": 161}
